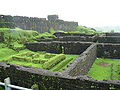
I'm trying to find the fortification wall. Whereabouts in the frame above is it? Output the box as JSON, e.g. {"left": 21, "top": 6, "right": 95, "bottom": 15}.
{"left": 53, "top": 32, "right": 95, "bottom": 37}
{"left": 0, "top": 15, "right": 78, "bottom": 33}
{"left": 25, "top": 42, "right": 62, "bottom": 54}
{"left": 106, "top": 33, "right": 120, "bottom": 36}
{"left": 64, "top": 43, "right": 97, "bottom": 76}
{"left": 35, "top": 36, "right": 97, "bottom": 42}
{"left": 36, "top": 32, "right": 98, "bottom": 42}
{"left": 56, "top": 36, "right": 97, "bottom": 42}
{"left": 25, "top": 41, "right": 93, "bottom": 54}
{"left": 97, "top": 43, "right": 120, "bottom": 58}
{"left": 0, "top": 43, "right": 120, "bottom": 89}
{"left": 62, "top": 41, "right": 92, "bottom": 54}
{"left": 98, "top": 36, "right": 120, "bottom": 43}
{"left": 0, "top": 15, "right": 15, "bottom": 28}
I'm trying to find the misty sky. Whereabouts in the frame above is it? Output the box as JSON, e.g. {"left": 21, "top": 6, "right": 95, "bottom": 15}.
{"left": 0, "top": 0, "right": 120, "bottom": 27}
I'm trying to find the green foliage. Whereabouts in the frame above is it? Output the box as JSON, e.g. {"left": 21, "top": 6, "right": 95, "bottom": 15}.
{"left": 43, "top": 54, "right": 66, "bottom": 69}
{"left": 50, "top": 58, "right": 73, "bottom": 71}
{"left": 55, "top": 30, "right": 67, "bottom": 33}
{"left": 6, "top": 51, "right": 48, "bottom": 64}
{"left": 0, "top": 28, "right": 79, "bottom": 71}
{"left": 0, "top": 47, "right": 78, "bottom": 70}
{"left": 36, "top": 32, "right": 56, "bottom": 39}
{"left": 75, "top": 26, "right": 96, "bottom": 34}
{"left": 44, "top": 53, "right": 56, "bottom": 59}
{"left": 31, "top": 84, "right": 39, "bottom": 90}
{"left": 0, "top": 28, "right": 39, "bottom": 45}
{"left": 110, "top": 30, "right": 115, "bottom": 33}
{"left": 53, "top": 26, "right": 97, "bottom": 34}
{"left": 0, "top": 48, "right": 17, "bottom": 60}
{"left": 48, "top": 27, "right": 55, "bottom": 34}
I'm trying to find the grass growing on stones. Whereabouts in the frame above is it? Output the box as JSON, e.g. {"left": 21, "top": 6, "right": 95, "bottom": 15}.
{"left": 88, "top": 58, "right": 120, "bottom": 80}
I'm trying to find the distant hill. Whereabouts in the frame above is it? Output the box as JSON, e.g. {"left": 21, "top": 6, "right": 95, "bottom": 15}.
{"left": 94, "top": 26, "right": 120, "bottom": 32}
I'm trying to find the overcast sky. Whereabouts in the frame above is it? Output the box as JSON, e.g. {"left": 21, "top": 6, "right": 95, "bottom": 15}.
{"left": 0, "top": 0, "right": 120, "bottom": 27}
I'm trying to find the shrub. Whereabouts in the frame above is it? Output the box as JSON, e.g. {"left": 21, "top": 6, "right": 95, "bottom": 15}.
{"left": 43, "top": 54, "right": 66, "bottom": 69}
{"left": 50, "top": 58, "right": 73, "bottom": 71}
{"left": 44, "top": 53, "right": 56, "bottom": 59}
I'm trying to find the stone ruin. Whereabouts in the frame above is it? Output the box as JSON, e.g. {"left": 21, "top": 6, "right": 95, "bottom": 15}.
{"left": 0, "top": 15, "right": 78, "bottom": 33}
{"left": 0, "top": 32, "right": 120, "bottom": 89}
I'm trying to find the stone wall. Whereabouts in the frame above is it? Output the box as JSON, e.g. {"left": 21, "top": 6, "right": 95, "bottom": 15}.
{"left": 0, "top": 15, "right": 15, "bottom": 28}
{"left": 98, "top": 33, "right": 120, "bottom": 43}
{"left": 106, "top": 33, "right": 120, "bottom": 36}
{"left": 0, "top": 43, "right": 120, "bottom": 89}
{"left": 53, "top": 32, "right": 95, "bottom": 37}
{"left": 63, "top": 43, "right": 97, "bottom": 76}
{"left": 35, "top": 36, "right": 97, "bottom": 42}
{"left": 25, "top": 41, "right": 93, "bottom": 55}
{"left": 13, "top": 16, "right": 49, "bottom": 33}
{"left": 25, "top": 42, "right": 62, "bottom": 54}
{"left": 98, "top": 36, "right": 120, "bottom": 43}
{"left": 36, "top": 32, "right": 98, "bottom": 42}
{"left": 97, "top": 43, "right": 120, "bottom": 58}
{"left": 62, "top": 41, "right": 92, "bottom": 54}
{"left": 56, "top": 36, "right": 97, "bottom": 42}
{"left": 0, "top": 15, "right": 78, "bottom": 33}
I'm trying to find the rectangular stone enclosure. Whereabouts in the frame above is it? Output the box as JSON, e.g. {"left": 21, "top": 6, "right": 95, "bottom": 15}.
{"left": 0, "top": 39, "right": 120, "bottom": 89}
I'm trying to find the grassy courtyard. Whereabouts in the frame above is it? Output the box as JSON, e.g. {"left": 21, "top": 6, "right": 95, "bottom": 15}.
{"left": 88, "top": 58, "right": 120, "bottom": 80}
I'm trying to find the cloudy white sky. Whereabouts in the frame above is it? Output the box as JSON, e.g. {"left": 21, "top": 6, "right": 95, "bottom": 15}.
{"left": 0, "top": 0, "right": 120, "bottom": 27}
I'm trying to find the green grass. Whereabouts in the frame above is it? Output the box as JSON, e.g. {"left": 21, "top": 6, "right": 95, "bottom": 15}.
{"left": 0, "top": 28, "right": 56, "bottom": 44}
{"left": 58, "top": 54, "right": 79, "bottom": 71}
{"left": 0, "top": 48, "right": 79, "bottom": 70}
{"left": 50, "top": 58, "right": 73, "bottom": 71}
{"left": 36, "top": 32, "right": 56, "bottom": 38}
{"left": 48, "top": 26, "right": 97, "bottom": 34}
{"left": 0, "top": 27, "right": 79, "bottom": 71}
{"left": 0, "top": 47, "right": 17, "bottom": 61}
{"left": 88, "top": 58, "right": 120, "bottom": 80}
